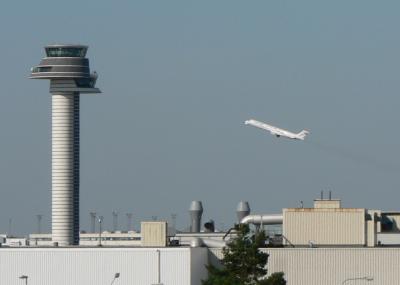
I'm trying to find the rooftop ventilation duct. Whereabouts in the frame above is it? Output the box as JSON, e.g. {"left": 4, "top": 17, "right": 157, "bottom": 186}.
{"left": 236, "top": 201, "right": 251, "bottom": 223}
{"left": 240, "top": 214, "right": 283, "bottom": 225}
{"left": 204, "top": 220, "right": 215, "bottom": 232}
{"left": 190, "top": 237, "right": 226, "bottom": 248}
{"left": 189, "top": 201, "right": 203, "bottom": 233}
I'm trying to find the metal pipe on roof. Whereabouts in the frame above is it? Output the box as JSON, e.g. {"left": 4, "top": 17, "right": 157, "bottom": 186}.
{"left": 240, "top": 214, "right": 283, "bottom": 225}
{"left": 190, "top": 238, "right": 226, "bottom": 248}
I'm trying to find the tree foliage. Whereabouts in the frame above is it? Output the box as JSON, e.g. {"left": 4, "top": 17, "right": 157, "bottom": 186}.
{"left": 259, "top": 273, "right": 287, "bottom": 285}
{"left": 202, "top": 224, "right": 286, "bottom": 285}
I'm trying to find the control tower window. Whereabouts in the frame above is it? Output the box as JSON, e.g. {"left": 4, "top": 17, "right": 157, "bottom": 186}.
{"left": 46, "top": 47, "right": 87, "bottom": 58}
{"left": 32, "top": 66, "right": 52, "bottom": 73}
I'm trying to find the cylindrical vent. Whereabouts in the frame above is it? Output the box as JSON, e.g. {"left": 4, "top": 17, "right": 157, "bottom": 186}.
{"left": 236, "top": 201, "right": 251, "bottom": 223}
{"left": 189, "top": 201, "right": 203, "bottom": 233}
{"left": 190, "top": 238, "right": 203, "bottom": 248}
{"left": 204, "top": 220, "right": 215, "bottom": 232}
{"left": 52, "top": 93, "right": 80, "bottom": 246}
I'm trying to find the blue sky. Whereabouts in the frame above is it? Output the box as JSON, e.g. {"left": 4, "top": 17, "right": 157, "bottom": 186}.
{"left": 0, "top": 0, "right": 399, "bottom": 235}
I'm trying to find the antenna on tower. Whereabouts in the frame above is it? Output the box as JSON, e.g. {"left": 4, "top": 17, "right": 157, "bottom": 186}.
{"left": 8, "top": 218, "right": 12, "bottom": 237}
{"left": 171, "top": 213, "right": 177, "bottom": 231}
{"left": 112, "top": 211, "right": 118, "bottom": 232}
{"left": 36, "top": 215, "right": 43, "bottom": 234}
{"left": 126, "top": 213, "right": 133, "bottom": 232}
{"left": 90, "top": 212, "right": 96, "bottom": 233}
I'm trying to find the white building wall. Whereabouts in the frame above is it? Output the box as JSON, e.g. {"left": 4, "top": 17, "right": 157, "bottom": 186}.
{"left": 209, "top": 247, "right": 400, "bottom": 285}
{"left": 28, "top": 232, "right": 142, "bottom": 247}
{"left": 0, "top": 247, "right": 208, "bottom": 285}
{"left": 266, "top": 248, "right": 400, "bottom": 285}
{"left": 2, "top": 237, "right": 27, "bottom": 247}
{"left": 378, "top": 233, "right": 400, "bottom": 245}
{"left": 174, "top": 232, "right": 232, "bottom": 246}
{"left": 190, "top": 247, "right": 209, "bottom": 285}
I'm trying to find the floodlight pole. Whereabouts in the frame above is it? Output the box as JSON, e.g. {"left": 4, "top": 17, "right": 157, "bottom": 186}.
{"left": 98, "top": 216, "right": 103, "bottom": 247}
{"left": 19, "top": 275, "right": 28, "bottom": 285}
{"left": 110, "top": 273, "right": 120, "bottom": 285}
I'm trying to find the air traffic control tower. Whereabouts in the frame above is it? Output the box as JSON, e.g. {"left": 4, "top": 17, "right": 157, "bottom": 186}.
{"left": 30, "top": 45, "right": 100, "bottom": 246}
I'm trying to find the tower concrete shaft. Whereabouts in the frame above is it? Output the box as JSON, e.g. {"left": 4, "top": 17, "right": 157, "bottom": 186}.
{"left": 52, "top": 93, "right": 80, "bottom": 245}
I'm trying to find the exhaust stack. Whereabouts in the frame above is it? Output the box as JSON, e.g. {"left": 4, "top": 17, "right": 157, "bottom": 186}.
{"left": 236, "top": 201, "right": 251, "bottom": 223}
{"left": 189, "top": 201, "right": 203, "bottom": 233}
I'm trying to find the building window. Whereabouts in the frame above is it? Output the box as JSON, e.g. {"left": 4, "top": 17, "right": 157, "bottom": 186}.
{"left": 32, "top": 66, "right": 52, "bottom": 73}
{"left": 46, "top": 47, "right": 87, "bottom": 58}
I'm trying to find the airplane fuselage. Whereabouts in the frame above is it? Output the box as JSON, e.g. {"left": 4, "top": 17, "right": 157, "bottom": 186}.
{"left": 244, "top": 119, "right": 309, "bottom": 141}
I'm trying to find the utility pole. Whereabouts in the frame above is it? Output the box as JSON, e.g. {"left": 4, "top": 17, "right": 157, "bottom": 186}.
{"left": 98, "top": 216, "right": 103, "bottom": 247}
{"left": 19, "top": 275, "right": 28, "bottom": 285}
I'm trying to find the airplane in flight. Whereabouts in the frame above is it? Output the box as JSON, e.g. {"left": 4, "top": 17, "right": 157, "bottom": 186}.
{"left": 245, "top": 119, "right": 309, "bottom": 140}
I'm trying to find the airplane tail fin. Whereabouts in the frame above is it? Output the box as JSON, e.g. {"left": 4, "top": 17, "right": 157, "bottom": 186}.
{"left": 297, "top": 130, "right": 310, "bottom": 140}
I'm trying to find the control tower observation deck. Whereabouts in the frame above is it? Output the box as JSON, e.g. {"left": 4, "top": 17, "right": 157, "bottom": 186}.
{"left": 30, "top": 45, "right": 101, "bottom": 246}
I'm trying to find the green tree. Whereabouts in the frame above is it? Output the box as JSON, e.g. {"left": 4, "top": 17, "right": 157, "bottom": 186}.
{"left": 202, "top": 224, "right": 286, "bottom": 285}
{"left": 259, "top": 273, "right": 287, "bottom": 285}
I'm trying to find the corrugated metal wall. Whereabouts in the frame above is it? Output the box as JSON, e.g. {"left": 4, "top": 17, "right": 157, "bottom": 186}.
{"left": 209, "top": 247, "right": 400, "bottom": 285}
{"left": 283, "top": 208, "right": 365, "bottom": 246}
{"left": 267, "top": 248, "right": 400, "bottom": 285}
{"left": 378, "top": 233, "right": 400, "bottom": 245}
{"left": 0, "top": 247, "right": 208, "bottom": 285}
{"left": 141, "top": 222, "right": 167, "bottom": 247}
